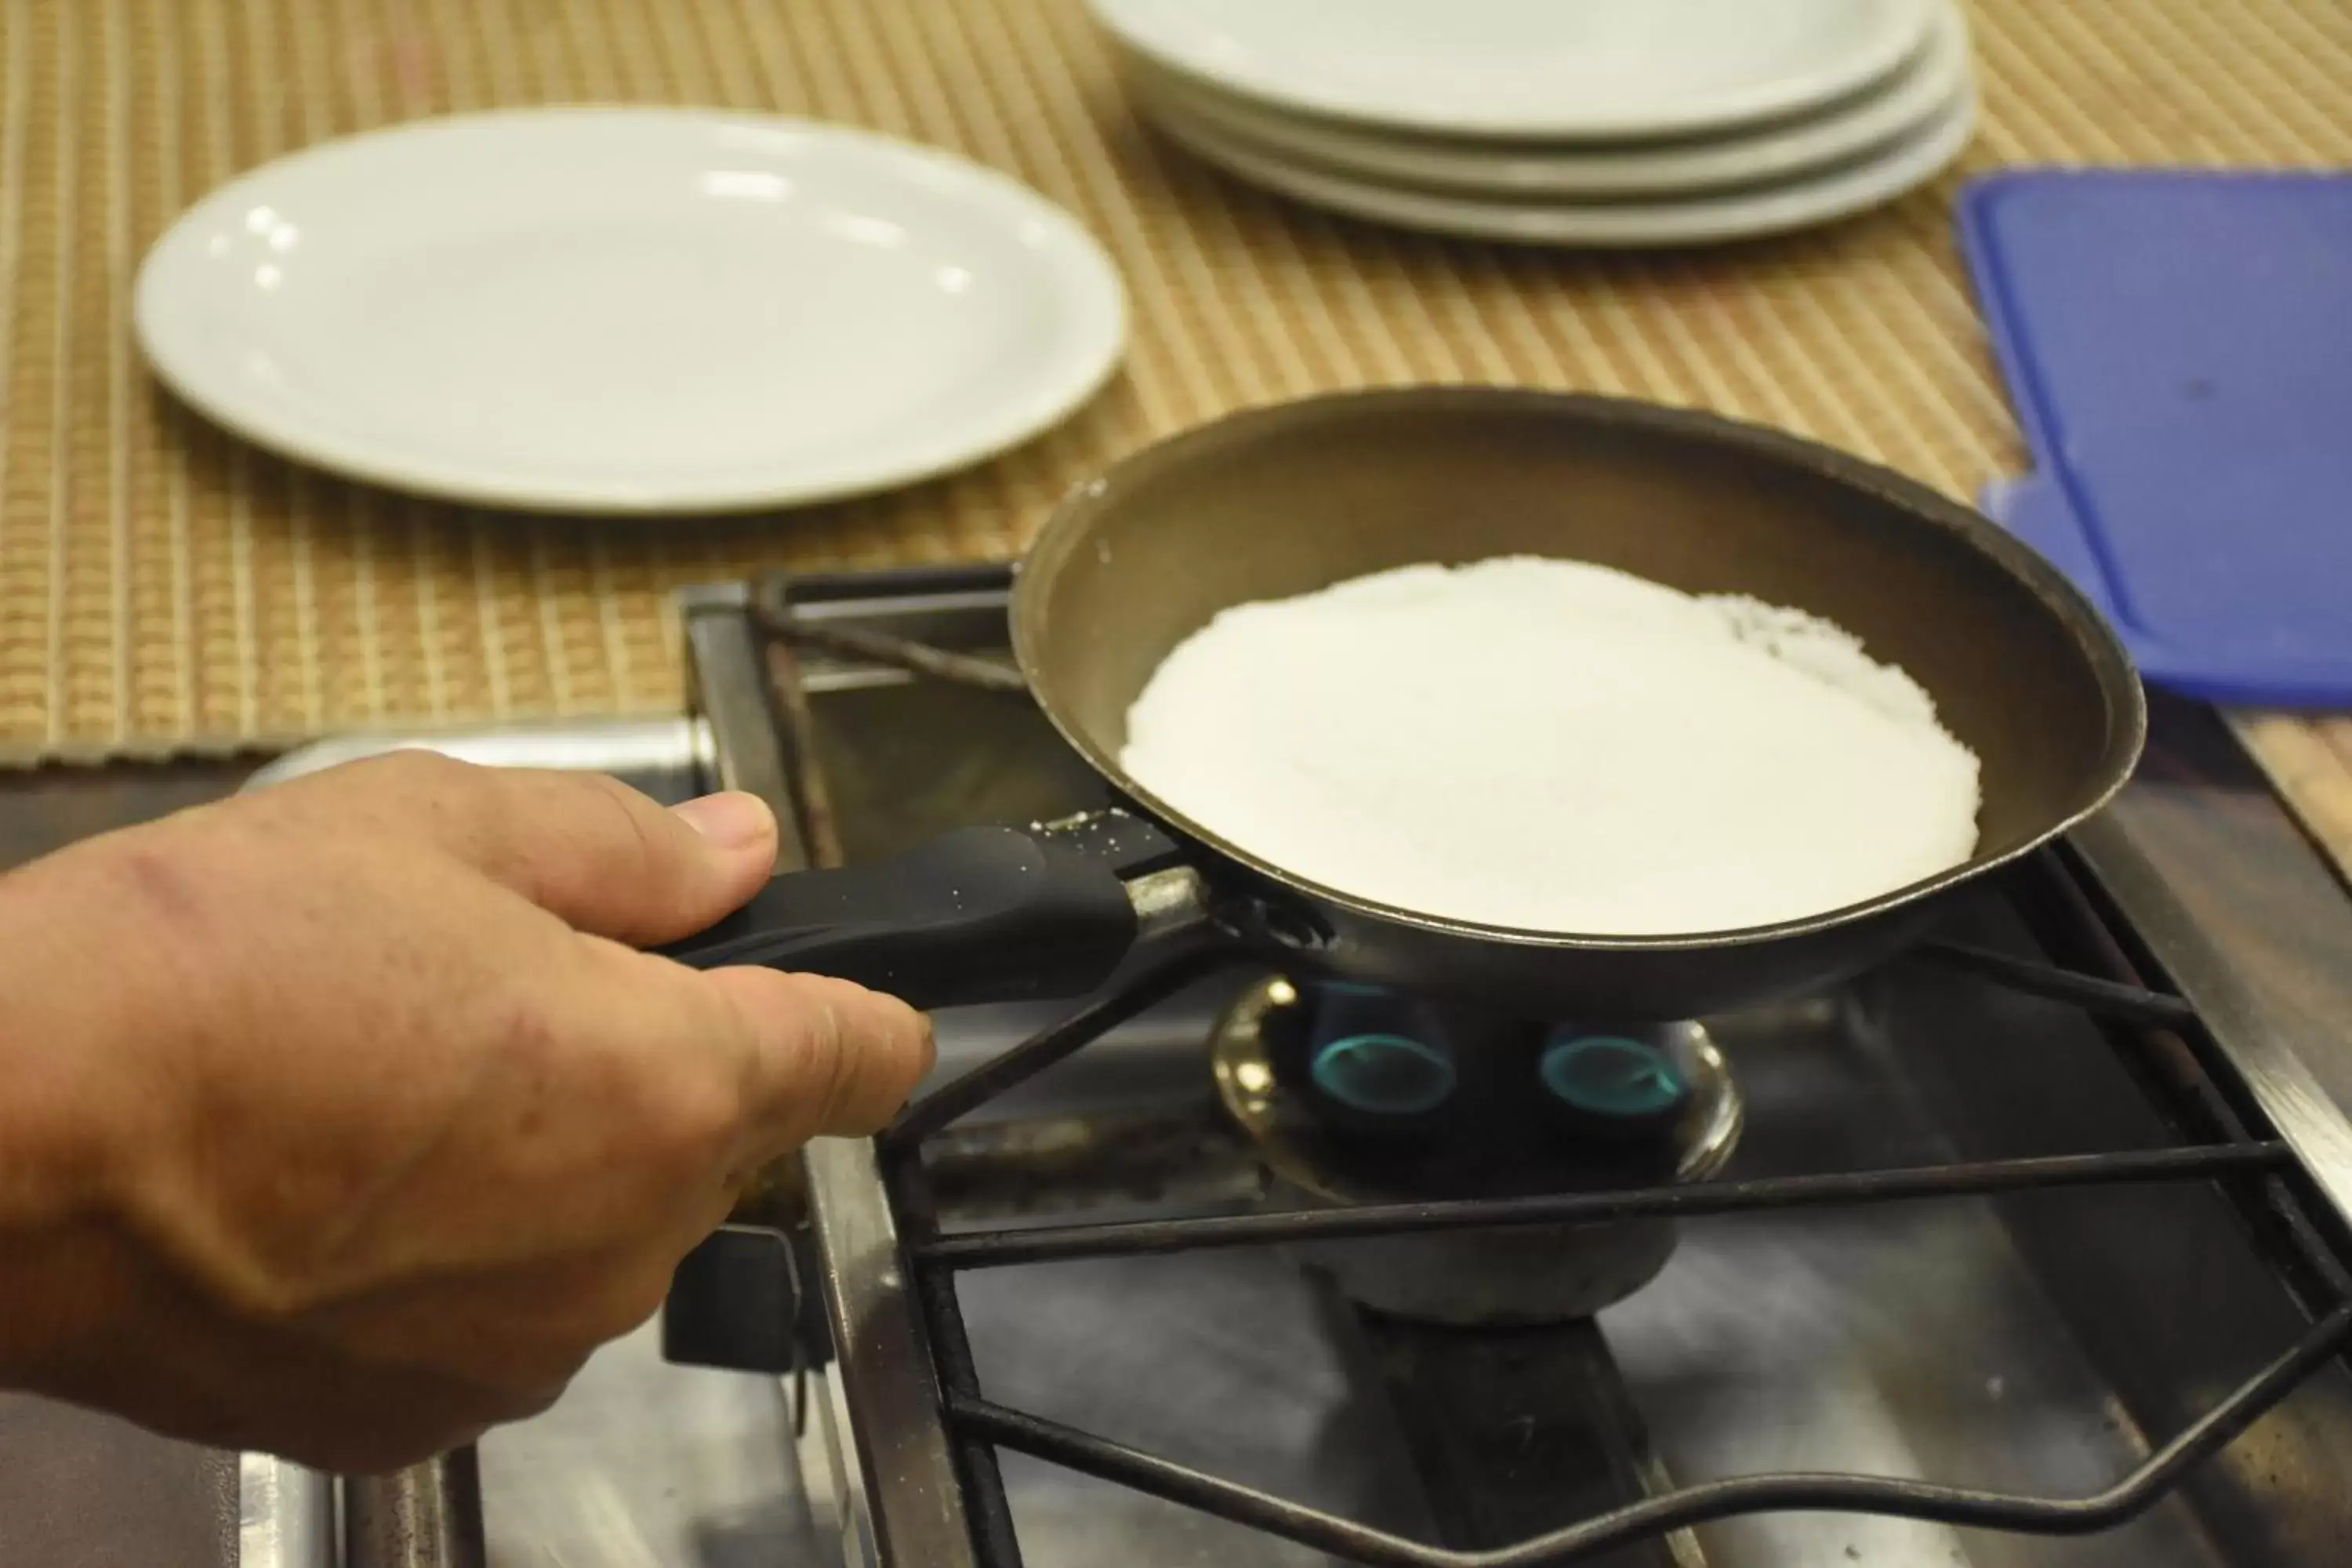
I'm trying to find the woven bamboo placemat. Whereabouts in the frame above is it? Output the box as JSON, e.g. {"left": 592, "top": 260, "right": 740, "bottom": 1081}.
{"left": 2, "top": 0, "right": 2349, "bottom": 870}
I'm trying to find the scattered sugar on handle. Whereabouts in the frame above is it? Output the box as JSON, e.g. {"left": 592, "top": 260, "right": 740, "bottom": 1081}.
{"left": 1120, "top": 557, "right": 1981, "bottom": 937}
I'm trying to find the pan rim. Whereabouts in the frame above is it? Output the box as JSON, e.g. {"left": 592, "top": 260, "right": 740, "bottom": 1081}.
{"left": 1014, "top": 386, "right": 2148, "bottom": 956}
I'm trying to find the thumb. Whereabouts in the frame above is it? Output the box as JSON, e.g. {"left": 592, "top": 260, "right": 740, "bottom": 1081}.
{"left": 281, "top": 757, "right": 782, "bottom": 946}
{"left": 510, "top": 782, "right": 780, "bottom": 946}
{"left": 423, "top": 764, "right": 782, "bottom": 946}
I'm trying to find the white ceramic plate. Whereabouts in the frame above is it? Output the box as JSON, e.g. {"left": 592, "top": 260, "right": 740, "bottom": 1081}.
{"left": 136, "top": 109, "right": 1127, "bottom": 514}
{"left": 1090, "top": 0, "right": 1939, "bottom": 140}
{"left": 1122, "top": 3, "right": 1970, "bottom": 199}
{"left": 1149, "top": 85, "right": 1978, "bottom": 247}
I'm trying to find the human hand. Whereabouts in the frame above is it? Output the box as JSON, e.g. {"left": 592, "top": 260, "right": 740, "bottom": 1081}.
{"left": 0, "top": 753, "right": 932, "bottom": 1470}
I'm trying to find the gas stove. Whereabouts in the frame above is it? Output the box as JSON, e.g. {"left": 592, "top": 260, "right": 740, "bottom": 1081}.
{"left": 245, "top": 564, "right": 2352, "bottom": 1568}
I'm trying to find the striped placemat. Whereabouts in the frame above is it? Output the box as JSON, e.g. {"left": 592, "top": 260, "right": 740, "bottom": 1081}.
{"left": 2, "top": 0, "right": 2348, "bottom": 875}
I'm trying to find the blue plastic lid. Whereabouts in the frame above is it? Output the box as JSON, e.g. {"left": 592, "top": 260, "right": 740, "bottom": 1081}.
{"left": 1957, "top": 169, "right": 2352, "bottom": 706}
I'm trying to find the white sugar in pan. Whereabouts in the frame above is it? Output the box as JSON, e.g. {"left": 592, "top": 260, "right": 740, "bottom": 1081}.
{"left": 1120, "top": 557, "right": 1982, "bottom": 937}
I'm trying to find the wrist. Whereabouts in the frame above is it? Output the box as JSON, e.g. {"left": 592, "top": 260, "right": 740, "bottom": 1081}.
{"left": 0, "top": 847, "right": 152, "bottom": 1387}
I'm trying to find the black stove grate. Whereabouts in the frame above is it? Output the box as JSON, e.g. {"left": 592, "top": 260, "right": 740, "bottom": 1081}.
{"left": 941, "top": 1311, "right": 2352, "bottom": 1568}
{"left": 869, "top": 933, "right": 2352, "bottom": 1568}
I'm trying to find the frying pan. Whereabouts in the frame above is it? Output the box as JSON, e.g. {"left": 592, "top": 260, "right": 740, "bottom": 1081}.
{"left": 668, "top": 390, "right": 2144, "bottom": 1021}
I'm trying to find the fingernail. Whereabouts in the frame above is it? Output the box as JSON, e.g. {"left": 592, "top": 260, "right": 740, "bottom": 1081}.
{"left": 673, "top": 792, "right": 776, "bottom": 852}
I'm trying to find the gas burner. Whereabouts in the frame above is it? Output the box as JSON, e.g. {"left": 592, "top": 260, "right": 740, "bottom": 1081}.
{"left": 1210, "top": 976, "right": 1742, "bottom": 1324}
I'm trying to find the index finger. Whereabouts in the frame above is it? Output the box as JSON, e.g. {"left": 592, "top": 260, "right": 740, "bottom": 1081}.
{"left": 703, "top": 967, "right": 938, "bottom": 1149}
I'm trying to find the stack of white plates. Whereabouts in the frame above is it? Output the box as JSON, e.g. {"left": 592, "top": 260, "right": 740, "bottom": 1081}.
{"left": 1091, "top": 0, "right": 1978, "bottom": 246}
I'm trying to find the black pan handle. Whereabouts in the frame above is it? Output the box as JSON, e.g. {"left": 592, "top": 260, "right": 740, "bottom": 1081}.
{"left": 655, "top": 815, "right": 1188, "bottom": 1011}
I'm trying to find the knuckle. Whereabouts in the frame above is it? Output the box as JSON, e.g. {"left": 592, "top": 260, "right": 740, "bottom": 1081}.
{"left": 528, "top": 773, "right": 679, "bottom": 942}
{"left": 811, "top": 998, "right": 858, "bottom": 1128}
{"left": 325, "top": 749, "right": 499, "bottom": 850}
{"left": 578, "top": 769, "right": 659, "bottom": 837}
{"left": 757, "top": 976, "right": 852, "bottom": 1132}
{"left": 249, "top": 1274, "right": 329, "bottom": 1322}
{"left": 647, "top": 1065, "right": 750, "bottom": 1167}
{"left": 337, "top": 1411, "right": 488, "bottom": 1474}
{"left": 80, "top": 833, "right": 242, "bottom": 995}
{"left": 363, "top": 746, "right": 477, "bottom": 790}
{"left": 598, "top": 1254, "right": 686, "bottom": 1342}
{"left": 493, "top": 982, "right": 566, "bottom": 1062}
{"left": 191, "top": 1246, "right": 330, "bottom": 1326}
{"left": 308, "top": 1432, "right": 415, "bottom": 1475}
{"left": 577, "top": 771, "right": 670, "bottom": 880}
{"left": 537, "top": 1253, "right": 681, "bottom": 1352}
{"left": 348, "top": 748, "right": 484, "bottom": 815}
{"left": 793, "top": 976, "right": 924, "bottom": 1135}
{"left": 91, "top": 833, "right": 221, "bottom": 933}
{"left": 488, "top": 1338, "right": 597, "bottom": 1410}
{"left": 503, "top": 1378, "right": 573, "bottom": 1424}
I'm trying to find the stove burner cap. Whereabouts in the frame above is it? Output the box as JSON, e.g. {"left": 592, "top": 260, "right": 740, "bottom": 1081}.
{"left": 1310, "top": 1032, "right": 1459, "bottom": 1116}
{"left": 1537, "top": 1033, "right": 1689, "bottom": 1135}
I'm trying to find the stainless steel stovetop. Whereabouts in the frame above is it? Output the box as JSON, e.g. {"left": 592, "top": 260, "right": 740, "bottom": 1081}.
{"left": 245, "top": 566, "right": 2352, "bottom": 1568}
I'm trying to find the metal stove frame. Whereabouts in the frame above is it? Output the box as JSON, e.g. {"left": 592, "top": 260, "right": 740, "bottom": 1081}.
{"left": 681, "top": 568, "right": 2352, "bottom": 1568}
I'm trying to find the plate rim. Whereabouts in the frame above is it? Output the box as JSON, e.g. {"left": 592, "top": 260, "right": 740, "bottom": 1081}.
{"left": 1088, "top": 0, "right": 1943, "bottom": 140}
{"left": 1120, "top": 3, "right": 1970, "bottom": 199}
{"left": 133, "top": 105, "right": 1130, "bottom": 517}
{"left": 1149, "top": 83, "right": 1980, "bottom": 247}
